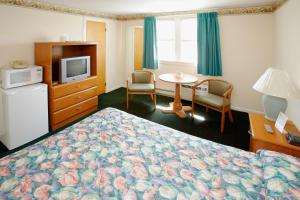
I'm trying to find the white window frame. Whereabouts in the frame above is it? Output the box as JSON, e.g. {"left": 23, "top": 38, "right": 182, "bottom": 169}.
{"left": 157, "top": 16, "right": 197, "bottom": 66}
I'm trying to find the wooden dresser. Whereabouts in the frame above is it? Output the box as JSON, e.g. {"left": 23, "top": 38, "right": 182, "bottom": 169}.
{"left": 249, "top": 112, "right": 300, "bottom": 158}
{"left": 35, "top": 42, "right": 99, "bottom": 130}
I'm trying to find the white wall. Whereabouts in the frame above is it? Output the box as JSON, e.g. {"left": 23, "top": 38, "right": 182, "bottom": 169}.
{"left": 220, "top": 14, "right": 274, "bottom": 112}
{"left": 123, "top": 14, "right": 275, "bottom": 113}
{"left": 275, "top": 0, "right": 300, "bottom": 128}
{"left": 0, "top": 5, "right": 83, "bottom": 66}
{"left": 0, "top": 5, "right": 286, "bottom": 116}
{"left": 0, "top": 5, "right": 124, "bottom": 92}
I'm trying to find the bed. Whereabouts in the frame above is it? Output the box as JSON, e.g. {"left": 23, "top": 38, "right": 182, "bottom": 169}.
{"left": 0, "top": 108, "right": 299, "bottom": 199}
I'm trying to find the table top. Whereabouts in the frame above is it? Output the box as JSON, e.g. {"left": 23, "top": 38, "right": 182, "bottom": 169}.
{"left": 159, "top": 73, "right": 198, "bottom": 84}
{"left": 249, "top": 112, "right": 300, "bottom": 151}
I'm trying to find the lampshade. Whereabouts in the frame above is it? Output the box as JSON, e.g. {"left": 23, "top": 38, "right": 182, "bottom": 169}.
{"left": 253, "top": 67, "right": 300, "bottom": 99}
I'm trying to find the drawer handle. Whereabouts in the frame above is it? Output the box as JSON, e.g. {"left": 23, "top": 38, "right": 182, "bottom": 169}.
{"left": 76, "top": 107, "right": 81, "bottom": 111}
{"left": 248, "top": 130, "right": 253, "bottom": 136}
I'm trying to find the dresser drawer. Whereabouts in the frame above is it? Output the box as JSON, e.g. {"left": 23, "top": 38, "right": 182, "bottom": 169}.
{"left": 52, "top": 106, "right": 98, "bottom": 130}
{"left": 52, "top": 87, "right": 97, "bottom": 112}
{"left": 52, "top": 96, "right": 98, "bottom": 125}
{"left": 52, "top": 76, "right": 98, "bottom": 99}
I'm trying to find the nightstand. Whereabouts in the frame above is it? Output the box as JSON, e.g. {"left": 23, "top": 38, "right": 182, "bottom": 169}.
{"left": 249, "top": 112, "right": 300, "bottom": 158}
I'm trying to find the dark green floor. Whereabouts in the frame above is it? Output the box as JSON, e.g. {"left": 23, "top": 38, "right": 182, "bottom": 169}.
{"left": 0, "top": 87, "right": 250, "bottom": 157}
{"left": 99, "top": 88, "right": 250, "bottom": 151}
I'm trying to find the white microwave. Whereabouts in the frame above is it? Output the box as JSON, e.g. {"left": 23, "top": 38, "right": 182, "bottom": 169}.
{"left": 0, "top": 66, "right": 43, "bottom": 89}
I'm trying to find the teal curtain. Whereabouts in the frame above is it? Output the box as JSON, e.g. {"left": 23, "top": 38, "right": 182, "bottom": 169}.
{"left": 197, "top": 12, "right": 222, "bottom": 76}
{"left": 143, "top": 16, "right": 158, "bottom": 69}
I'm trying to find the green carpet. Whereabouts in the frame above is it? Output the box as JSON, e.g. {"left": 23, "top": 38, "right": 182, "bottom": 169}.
{"left": 99, "top": 87, "right": 250, "bottom": 151}
{"left": 0, "top": 87, "right": 250, "bottom": 158}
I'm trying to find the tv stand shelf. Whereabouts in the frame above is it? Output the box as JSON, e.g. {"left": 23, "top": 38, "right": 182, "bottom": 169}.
{"left": 35, "top": 42, "right": 99, "bottom": 130}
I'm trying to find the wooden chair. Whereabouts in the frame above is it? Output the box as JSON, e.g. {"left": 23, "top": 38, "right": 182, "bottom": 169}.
{"left": 126, "top": 71, "right": 156, "bottom": 109}
{"left": 192, "top": 78, "right": 234, "bottom": 133}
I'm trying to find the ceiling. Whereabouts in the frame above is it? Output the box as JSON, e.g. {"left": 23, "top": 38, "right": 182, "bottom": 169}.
{"left": 40, "top": 0, "right": 278, "bottom": 15}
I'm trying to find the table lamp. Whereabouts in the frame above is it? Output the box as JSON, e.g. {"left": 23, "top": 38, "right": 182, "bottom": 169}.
{"left": 253, "top": 67, "right": 300, "bottom": 121}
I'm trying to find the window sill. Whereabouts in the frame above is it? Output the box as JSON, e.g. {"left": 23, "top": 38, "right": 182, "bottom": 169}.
{"left": 159, "top": 60, "right": 196, "bottom": 67}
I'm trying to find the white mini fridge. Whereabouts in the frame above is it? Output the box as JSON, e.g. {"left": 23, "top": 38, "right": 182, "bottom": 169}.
{"left": 0, "top": 83, "right": 49, "bottom": 150}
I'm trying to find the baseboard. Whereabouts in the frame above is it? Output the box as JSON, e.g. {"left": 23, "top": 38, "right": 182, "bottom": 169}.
{"left": 109, "top": 87, "right": 264, "bottom": 114}
{"left": 231, "top": 106, "right": 263, "bottom": 114}
{"left": 156, "top": 88, "right": 264, "bottom": 114}
{"left": 156, "top": 88, "right": 174, "bottom": 95}
{"left": 106, "top": 84, "right": 124, "bottom": 93}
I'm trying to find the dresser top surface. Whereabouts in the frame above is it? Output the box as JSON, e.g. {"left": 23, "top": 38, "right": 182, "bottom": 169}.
{"left": 249, "top": 112, "right": 300, "bottom": 151}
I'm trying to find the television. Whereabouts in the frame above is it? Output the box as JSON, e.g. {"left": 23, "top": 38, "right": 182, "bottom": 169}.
{"left": 59, "top": 56, "right": 91, "bottom": 83}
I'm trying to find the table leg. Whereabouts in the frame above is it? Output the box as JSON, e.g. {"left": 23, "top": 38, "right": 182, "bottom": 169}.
{"left": 173, "top": 83, "right": 182, "bottom": 110}
{"left": 161, "top": 83, "right": 192, "bottom": 118}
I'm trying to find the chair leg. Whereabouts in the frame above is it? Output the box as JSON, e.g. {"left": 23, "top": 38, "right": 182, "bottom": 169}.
{"left": 206, "top": 107, "right": 209, "bottom": 112}
{"left": 191, "top": 102, "right": 195, "bottom": 117}
{"left": 150, "top": 94, "right": 154, "bottom": 101}
{"left": 154, "top": 93, "right": 157, "bottom": 109}
{"left": 228, "top": 109, "right": 234, "bottom": 123}
{"left": 221, "top": 110, "right": 225, "bottom": 133}
{"left": 126, "top": 92, "right": 129, "bottom": 110}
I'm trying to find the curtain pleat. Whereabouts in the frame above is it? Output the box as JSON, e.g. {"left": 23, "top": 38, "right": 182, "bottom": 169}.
{"left": 143, "top": 16, "right": 158, "bottom": 70}
{"left": 197, "top": 12, "right": 222, "bottom": 76}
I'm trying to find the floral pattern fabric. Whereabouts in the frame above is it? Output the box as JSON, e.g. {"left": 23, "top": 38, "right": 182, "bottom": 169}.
{"left": 257, "top": 150, "right": 300, "bottom": 199}
{"left": 0, "top": 107, "right": 298, "bottom": 199}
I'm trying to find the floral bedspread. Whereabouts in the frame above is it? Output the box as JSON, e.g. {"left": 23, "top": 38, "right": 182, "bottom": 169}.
{"left": 257, "top": 150, "right": 300, "bottom": 199}
{"left": 0, "top": 108, "right": 299, "bottom": 199}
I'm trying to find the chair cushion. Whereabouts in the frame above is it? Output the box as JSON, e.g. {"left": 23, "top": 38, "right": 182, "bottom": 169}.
{"left": 195, "top": 92, "right": 230, "bottom": 109}
{"left": 209, "top": 80, "right": 230, "bottom": 96}
{"left": 128, "top": 83, "right": 154, "bottom": 92}
{"left": 132, "top": 72, "right": 151, "bottom": 83}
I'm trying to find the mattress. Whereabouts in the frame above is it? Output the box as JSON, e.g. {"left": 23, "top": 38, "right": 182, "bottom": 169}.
{"left": 0, "top": 108, "right": 299, "bottom": 199}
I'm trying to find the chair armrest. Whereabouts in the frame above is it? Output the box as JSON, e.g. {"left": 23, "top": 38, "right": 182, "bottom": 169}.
{"left": 152, "top": 73, "right": 156, "bottom": 82}
{"left": 223, "top": 86, "right": 233, "bottom": 99}
{"left": 221, "top": 86, "right": 233, "bottom": 108}
{"left": 192, "top": 79, "right": 207, "bottom": 100}
{"left": 126, "top": 74, "right": 132, "bottom": 88}
{"left": 192, "top": 79, "right": 208, "bottom": 90}
{"left": 149, "top": 72, "right": 156, "bottom": 89}
{"left": 127, "top": 74, "right": 133, "bottom": 83}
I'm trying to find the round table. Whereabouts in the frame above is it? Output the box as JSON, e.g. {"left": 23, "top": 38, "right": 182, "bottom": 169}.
{"left": 159, "top": 73, "right": 198, "bottom": 118}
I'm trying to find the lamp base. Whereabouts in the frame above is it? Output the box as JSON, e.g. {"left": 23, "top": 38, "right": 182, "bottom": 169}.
{"left": 262, "top": 94, "right": 287, "bottom": 121}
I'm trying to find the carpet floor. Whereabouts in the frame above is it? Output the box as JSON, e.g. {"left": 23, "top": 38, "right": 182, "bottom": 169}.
{"left": 0, "top": 87, "right": 250, "bottom": 157}
{"left": 99, "top": 88, "right": 250, "bottom": 151}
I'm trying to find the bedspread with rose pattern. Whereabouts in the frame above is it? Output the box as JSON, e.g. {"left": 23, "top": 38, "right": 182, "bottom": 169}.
{"left": 0, "top": 108, "right": 299, "bottom": 199}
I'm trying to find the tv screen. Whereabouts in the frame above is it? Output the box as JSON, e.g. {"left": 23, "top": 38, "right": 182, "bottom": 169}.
{"left": 60, "top": 56, "right": 90, "bottom": 83}
{"left": 66, "top": 59, "right": 88, "bottom": 78}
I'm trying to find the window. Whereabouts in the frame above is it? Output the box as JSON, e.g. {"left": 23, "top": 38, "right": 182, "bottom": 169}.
{"left": 157, "top": 17, "right": 197, "bottom": 64}
{"left": 180, "top": 18, "right": 197, "bottom": 63}
{"left": 157, "top": 20, "right": 176, "bottom": 61}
